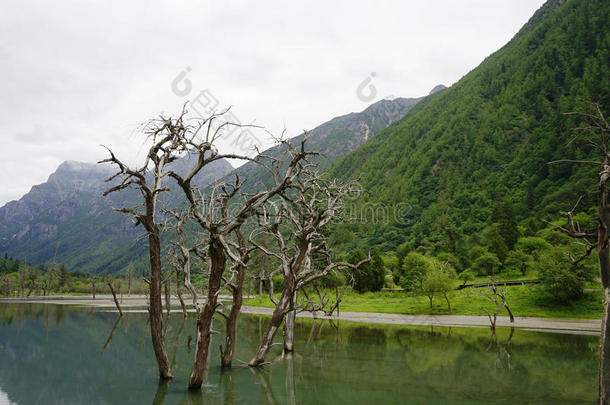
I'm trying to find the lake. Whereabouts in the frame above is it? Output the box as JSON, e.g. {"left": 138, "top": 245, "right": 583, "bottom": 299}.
{"left": 0, "top": 304, "right": 599, "bottom": 404}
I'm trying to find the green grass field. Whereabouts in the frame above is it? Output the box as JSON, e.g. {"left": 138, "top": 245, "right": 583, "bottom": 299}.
{"left": 244, "top": 284, "right": 603, "bottom": 319}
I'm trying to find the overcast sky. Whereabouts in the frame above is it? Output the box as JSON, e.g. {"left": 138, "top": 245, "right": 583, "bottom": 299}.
{"left": 0, "top": 0, "right": 546, "bottom": 206}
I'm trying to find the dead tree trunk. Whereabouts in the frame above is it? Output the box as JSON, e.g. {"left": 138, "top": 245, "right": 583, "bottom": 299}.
{"left": 176, "top": 272, "right": 187, "bottom": 319}
{"left": 220, "top": 260, "right": 245, "bottom": 368}
{"left": 598, "top": 157, "right": 610, "bottom": 404}
{"left": 283, "top": 308, "right": 296, "bottom": 353}
{"left": 220, "top": 228, "right": 250, "bottom": 368}
{"left": 164, "top": 278, "right": 171, "bottom": 317}
{"left": 107, "top": 281, "right": 123, "bottom": 316}
{"left": 100, "top": 129, "right": 175, "bottom": 381}
{"left": 91, "top": 278, "right": 97, "bottom": 300}
{"left": 188, "top": 238, "right": 225, "bottom": 389}
{"left": 149, "top": 229, "right": 172, "bottom": 379}
{"left": 249, "top": 275, "right": 296, "bottom": 366}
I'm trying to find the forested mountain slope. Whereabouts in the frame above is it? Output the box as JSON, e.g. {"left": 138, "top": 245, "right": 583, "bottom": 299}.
{"left": 327, "top": 0, "right": 610, "bottom": 268}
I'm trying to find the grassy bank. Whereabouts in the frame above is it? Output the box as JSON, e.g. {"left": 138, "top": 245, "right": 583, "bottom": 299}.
{"left": 245, "top": 284, "right": 603, "bottom": 319}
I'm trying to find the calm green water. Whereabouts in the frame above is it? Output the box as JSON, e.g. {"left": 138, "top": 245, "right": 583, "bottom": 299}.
{"left": 0, "top": 304, "right": 599, "bottom": 404}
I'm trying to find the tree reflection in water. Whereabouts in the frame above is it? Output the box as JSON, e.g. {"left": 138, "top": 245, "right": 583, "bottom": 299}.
{"left": 0, "top": 304, "right": 599, "bottom": 404}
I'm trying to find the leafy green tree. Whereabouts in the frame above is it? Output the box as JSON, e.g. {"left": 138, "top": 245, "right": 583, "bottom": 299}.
{"left": 396, "top": 242, "right": 411, "bottom": 270}
{"left": 458, "top": 269, "right": 476, "bottom": 286}
{"left": 537, "top": 247, "right": 593, "bottom": 303}
{"left": 505, "top": 250, "right": 533, "bottom": 275}
{"left": 467, "top": 246, "right": 486, "bottom": 262}
{"left": 420, "top": 263, "right": 457, "bottom": 310}
{"left": 396, "top": 252, "right": 433, "bottom": 291}
{"left": 515, "top": 236, "right": 552, "bottom": 259}
{"left": 436, "top": 252, "right": 461, "bottom": 272}
{"left": 474, "top": 252, "right": 501, "bottom": 276}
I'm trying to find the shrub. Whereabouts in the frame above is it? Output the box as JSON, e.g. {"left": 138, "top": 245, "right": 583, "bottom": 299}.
{"left": 537, "top": 247, "right": 594, "bottom": 303}
{"left": 458, "top": 270, "right": 476, "bottom": 285}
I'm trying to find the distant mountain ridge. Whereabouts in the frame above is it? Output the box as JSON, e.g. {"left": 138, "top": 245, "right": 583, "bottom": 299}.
{"left": 0, "top": 157, "right": 233, "bottom": 274}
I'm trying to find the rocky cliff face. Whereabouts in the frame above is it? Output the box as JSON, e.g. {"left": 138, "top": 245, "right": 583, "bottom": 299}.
{"left": 0, "top": 157, "right": 233, "bottom": 274}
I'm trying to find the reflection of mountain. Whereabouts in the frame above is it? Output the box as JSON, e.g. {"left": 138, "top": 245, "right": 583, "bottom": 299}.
{"left": 0, "top": 305, "right": 598, "bottom": 404}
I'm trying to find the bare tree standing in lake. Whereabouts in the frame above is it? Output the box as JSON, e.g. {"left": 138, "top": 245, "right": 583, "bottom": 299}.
{"left": 164, "top": 113, "right": 315, "bottom": 388}
{"left": 99, "top": 117, "right": 184, "bottom": 380}
{"left": 248, "top": 171, "right": 370, "bottom": 366}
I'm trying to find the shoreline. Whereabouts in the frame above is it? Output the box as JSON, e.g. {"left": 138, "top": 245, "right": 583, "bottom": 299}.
{"left": 0, "top": 295, "right": 601, "bottom": 335}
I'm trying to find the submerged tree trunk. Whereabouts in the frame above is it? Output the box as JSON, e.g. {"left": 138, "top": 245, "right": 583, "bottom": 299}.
{"left": 176, "top": 275, "right": 187, "bottom": 319}
{"left": 249, "top": 277, "right": 295, "bottom": 366}
{"left": 283, "top": 290, "right": 298, "bottom": 353}
{"left": 149, "top": 230, "right": 172, "bottom": 380}
{"left": 164, "top": 278, "right": 171, "bottom": 317}
{"left": 598, "top": 161, "right": 610, "bottom": 404}
{"left": 601, "top": 289, "right": 610, "bottom": 405}
{"left": 188, "top": 239, "right": 226, "bottom": 389}
{"left": 221, "top": 261, "right": 246, "bottom": 368}
{"left": 107, "top": 281, "right": 123, "bottom": 316}
{"left": 283, "top": 309, "right": 296, "bottom": 353}
{"left": 221, "top": 229, "right": 249, "bottom": 368}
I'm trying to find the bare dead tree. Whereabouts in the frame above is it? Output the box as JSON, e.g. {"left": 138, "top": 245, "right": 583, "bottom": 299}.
{"left": 217, "top": 227, "right": 255, "bottom": 368}
{"left": 166, "top": 207, "right": 204, "bottom": 319}
{"left": 164, "top": 119, "right": 316, "bottom": 388}
{"left": 247, "top": 171, "right": 370, "bottom": 366}
{"left": 166, "top": 202, "right": 252, "bottom": 368}
{"left": 99, "top": 110, "right": 189, "bottom": 380}
{"left": 481, "top": 278, "right": 514, "bottom": 331}
{"left": 547, "top": 102, "right": 610, "bottom": 403}
{"left": 107, "top": 279, "right": 123, "bottom": 316}
{"left": 89, "top": 276, "right": 98, "bottom": 300}
{"left": 298, "top": 281, "right": 348, "bottom": 318}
